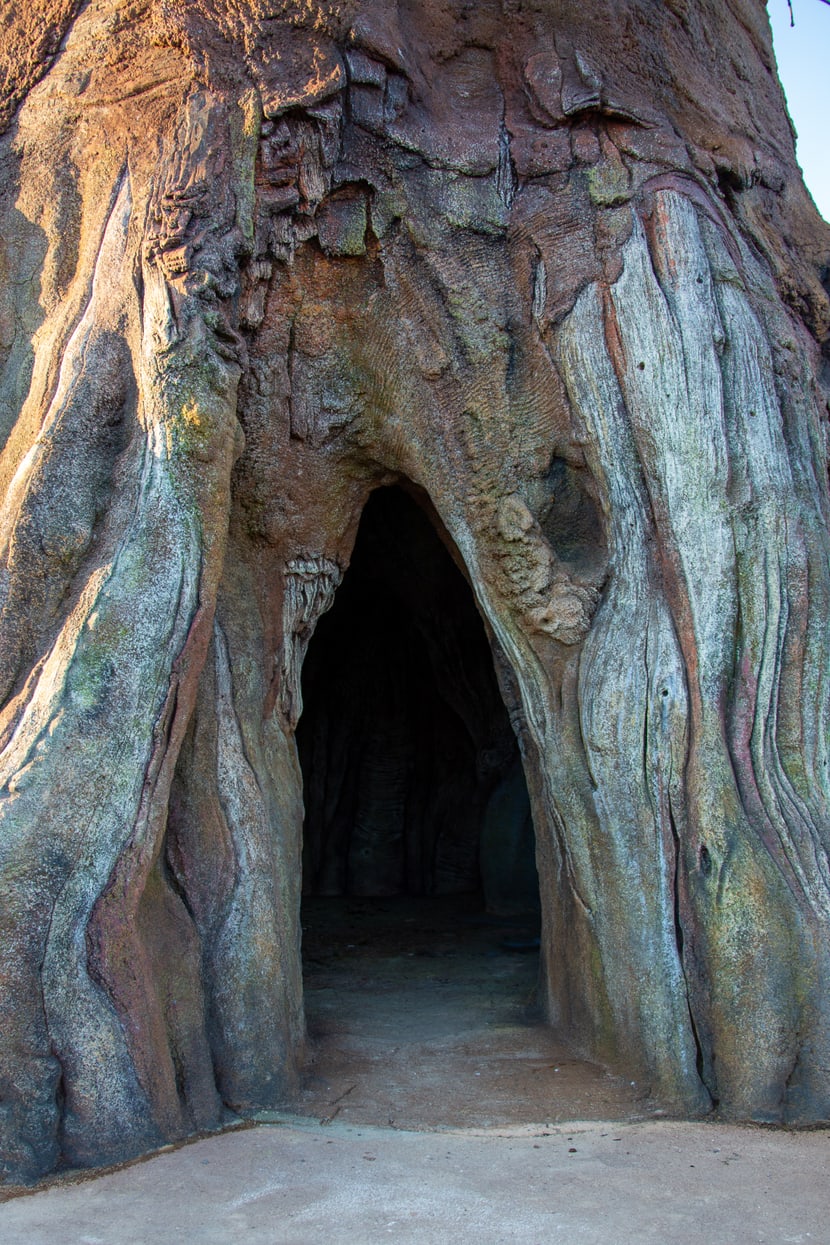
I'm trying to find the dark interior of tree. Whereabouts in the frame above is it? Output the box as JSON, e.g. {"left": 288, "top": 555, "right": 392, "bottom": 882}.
{"left": 297, "top": 486, "right": 538, "bottom": 915}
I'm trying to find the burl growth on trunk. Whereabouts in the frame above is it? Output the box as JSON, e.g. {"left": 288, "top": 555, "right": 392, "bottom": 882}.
{"left": 1, "top": 0, "right": 829, "bottom": 1184}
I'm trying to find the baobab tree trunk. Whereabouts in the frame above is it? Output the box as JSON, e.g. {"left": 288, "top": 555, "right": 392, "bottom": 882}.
{"left": 1, "top": 0, "right": 829, "bottom": 1183}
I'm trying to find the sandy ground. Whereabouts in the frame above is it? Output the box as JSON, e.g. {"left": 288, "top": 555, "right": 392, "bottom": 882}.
{"left": 2, "top": 1117, "right": 828, "bottom": 1244}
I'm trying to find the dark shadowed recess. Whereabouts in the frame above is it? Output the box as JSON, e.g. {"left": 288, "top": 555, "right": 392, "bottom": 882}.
{"left": 297, "top": 485, "right": 539, "bottom": 925}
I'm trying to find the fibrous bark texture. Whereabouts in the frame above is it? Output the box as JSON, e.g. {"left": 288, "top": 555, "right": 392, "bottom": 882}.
{"left": 1, "top": 0, "right": 829, "bottom": 1183}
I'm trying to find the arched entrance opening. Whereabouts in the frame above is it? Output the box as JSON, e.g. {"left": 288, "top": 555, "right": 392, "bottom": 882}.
{"left": 294, "top": 485, "right": 574, "bottom": 1126}
{"left": 297, "top": 484, "right": 538, "bottom": 912}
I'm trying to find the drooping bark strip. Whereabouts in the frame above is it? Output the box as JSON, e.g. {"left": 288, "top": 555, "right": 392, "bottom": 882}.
{"left": 1, "top": 0, "right": 829, "bottom": 1182}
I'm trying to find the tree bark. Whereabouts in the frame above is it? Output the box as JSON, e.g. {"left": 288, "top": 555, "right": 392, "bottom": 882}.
{"left": 1, "top": 0, "right": 829, "bottom": 1182}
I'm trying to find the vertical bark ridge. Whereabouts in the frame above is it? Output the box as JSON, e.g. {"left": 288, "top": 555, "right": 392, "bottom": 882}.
{"left": 556, "top": 277, "right": 707, "bottom": 1109}
{"left": 0, "top": 86, "right": 251, "bottom": 1177}
{"left": 603, "top": 189, "right": 823, "bottom": 1116}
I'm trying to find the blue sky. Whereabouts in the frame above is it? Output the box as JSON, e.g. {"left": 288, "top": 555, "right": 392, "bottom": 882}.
{"left": 768, "top": 0, "right": 829, "bottom": 220}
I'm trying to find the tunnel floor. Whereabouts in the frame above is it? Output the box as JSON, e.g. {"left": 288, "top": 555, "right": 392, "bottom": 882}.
{"left": 295, "top": 896, "right": 648, "bottom": 1130}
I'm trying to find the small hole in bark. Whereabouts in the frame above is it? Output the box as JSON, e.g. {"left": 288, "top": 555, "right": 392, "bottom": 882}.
{"left": 637, "top": 361, "right": 645, "bottom": 370}
{"left": 661, "top": 688, "right": 669, "bottom": 697}
{"left": 699, "top": 844, "right": 712, "bottom": 876}
{"left": 716, "top": 166, "right": 745, "bottom": 199}
{"left": 534, "top": 457, "right": 607, "bottom": 581}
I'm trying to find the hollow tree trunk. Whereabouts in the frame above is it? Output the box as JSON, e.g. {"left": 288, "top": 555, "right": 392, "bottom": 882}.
{"left": 1, "top": 0, "right": 829, "bottom": 1182}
